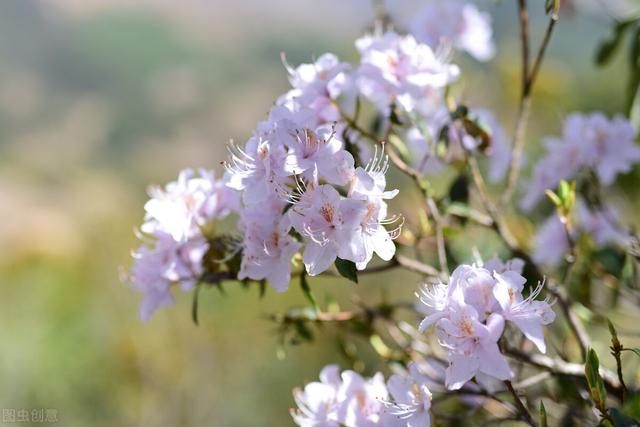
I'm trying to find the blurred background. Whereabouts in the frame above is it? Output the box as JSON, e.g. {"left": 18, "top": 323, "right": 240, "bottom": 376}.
{"left": 0, "top": 0, "right": 639, "bottom": 425}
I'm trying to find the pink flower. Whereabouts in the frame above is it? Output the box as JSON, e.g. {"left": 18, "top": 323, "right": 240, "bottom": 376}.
{"left": 417, "top": 261, "right": 555, "bottom": 389}
{"left": 356, "top": 31, "right": 459, "bottom": 116}
{"left": 289, "top": 184, "right": 369, "bottom": 275}
{"left": 238, "top": 197, "right": 302, "bottom": 291}
{"left": 577, "top": 201, "right": 630, "bottom": 247}
{"left": 493, "top": 276, "right": 556, "bottom": 353}
{"left": 336, "top": 371, "right": 390, "bottom": 426}
{"left": 348, "top": 151, "right": 401, "bottom": 270}
{"left": 385, "top": 363, "right": 432, "bottom": 427}
{"left": 522, "top": 112, "right": 640, "bottom": 210}
{"left": 131, "top": 233, "right": 207, "bottom": 321}
{"left": 142, "top": 168, "right": 239, "bottom": 242}
{"left": 409, "top": 0, "right": 495, "bottom": 61}
{"left": 566, "top": 113, "right": 640, "bottom": 185}
{"left": 437, "top": 304, "right": 512, "bottom": 389}
{"left": 291, "top": 365, "right": 342, "bottom": 427}
{"left": 283, "top": 124, "right": 355, "bottom": 186}
{"left": 278, "top": 53, "right": 356, "bottom": 125}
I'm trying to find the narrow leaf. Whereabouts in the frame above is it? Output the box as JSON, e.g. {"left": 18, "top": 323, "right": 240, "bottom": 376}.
{"left": 299, "top": 272, "right": 319, "bottom": 312}
{"left": 545, "top": 190, "right": 562, "bottom": 207}
{"left": 191, "top": 283, "right": 202, "bottom": 326}
{"left": 335, "top": 258, "right": 358, "bottom": 283}
{"left": 607, "top": 319, "right": 621, "bottom": 350}
{"left": 585, "top": 349, "right": 607, "bottom": 410}
{"left": 539, "top": 400, "right": 548, "bottom": 427}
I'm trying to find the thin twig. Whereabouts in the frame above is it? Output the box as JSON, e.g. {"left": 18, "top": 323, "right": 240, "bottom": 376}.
{"left": 527, "top": 17, "right": 558, "bottom": 95}
{"left": 394, "top": 254, "right": 442, "bottom": 278}
{"left": 426, "top": 196, "right": 449, "bottom": 278}
{"left": 467, "top": 156, "right": 520, "bottom": 251}
{"left": 517, "top": 0, "right": 530, "bottom": 95}
{"left": 504, "top": 380, "right": 538, "bottom": 427}
{"left": 505, "top": 347, "right": 624, "bottom": 398}
{"left": 546, "top": 282, "right": 590, "bottom": 361}
{"left": 384, "top": 143, "right": 450, "bottom": 278}
{"left": 502, "top": 9, "right": 558, "bottom": 207}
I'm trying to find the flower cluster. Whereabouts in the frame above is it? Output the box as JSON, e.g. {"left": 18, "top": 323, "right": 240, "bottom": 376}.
{"left": 356, "top": 31, "right": 459, "bottom": 117}
{"left": 521, "top": 112, "right": 640, "bottom": 211}
{"left": 417, "top": 258, "right": 555, "bottom": 390}
{"left": 533, "top": 201, "right": 631, "bottom": 267}
{"left": 130, "top": 169, "right": 239, "bottom": 320}
{"left": 519, "top": 113, "right": 638, "bottom": 266}
{"left": 226, "top": 103, "right": 402, "bottom": 290}
{"left": 226, "top": 30, "right": 467, "bottom": 291}
{"left": 291, "top": 364, "right": 432, "bottom": 427}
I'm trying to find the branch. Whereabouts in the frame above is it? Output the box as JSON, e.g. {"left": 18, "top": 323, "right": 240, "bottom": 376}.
{"left": 546, "top": 282, "right": 590, "bottom": 361}
{"left": 504, "top": 380, "right": 538, "bottom": 427}
{"left": 502, "top": 9, "right": 558, "bottom": 206}
{"left": 394, "top": 254, "right": 442, "bottom": 279}
{"left": 467, "top": 156, "right": 521, "bottom": 252}
{"left": 517, "top": 0, "right": 530, "bottom": 95}
{"left": 505, "top": 347, "right": 624, "bottom": 398}
{"left": 385, "top": 144, "right": 450, "bottom": 278}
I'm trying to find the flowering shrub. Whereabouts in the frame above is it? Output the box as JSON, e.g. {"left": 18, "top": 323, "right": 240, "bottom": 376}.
{"left": 125, "top": 1, "right": 640, "bottom": 425}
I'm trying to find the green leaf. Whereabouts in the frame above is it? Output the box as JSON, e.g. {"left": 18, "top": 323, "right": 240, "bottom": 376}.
{"left": 585, "top": 349, "right": 607, "bottom": 410}
{"left": 595, "top": 247, "right": 627, "bottom": 276}
{"left": 595, "top": 20, "right": 635, "bottom": 66}
{"left": 448, "top": 174, "right": 469, "bottom": 204}
{"left": 609, "top": 407, "right": 640, "bottom": 427}
{"left": 607, "top": 319, "right": 621, "bottom": 350}
{"left": 545, "top": 0, "right": 560, "bottom": 19}
{"left": 299, "top": 272, "right": 319, "bottom": 312}
{"left": 630, "top": 24, "right": 640, "bottom": 69}
{"left": 622, "top": 392, "right": 640, "bottom": 419}
{"left": 545, "top": 189, "right": 562, "bottom": 207}
{"left": 621, "top": 252, "right": 635, "bottom": 288}
{"left": 293, "top": 320, "right": 314, "bottom": 343}
{"left": 191, "top": 283, "right": 202, "bottom": 326}
{"left": 335, "top": 258, "right": 358, "bottom": 283}
{"left": 369, "top": 334, "right": 391, "bottom": 359}
{"left": 540, "top": 400, "right": 548, "bottom": 427}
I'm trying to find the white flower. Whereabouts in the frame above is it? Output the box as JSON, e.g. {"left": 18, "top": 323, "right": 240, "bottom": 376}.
{"left": 238, "top": 196, "right": 302, "bottom": 291}
{"left": 336, "top": 371, "right": 390, "bottom": 426}
{"left": 131, "top": 233, "right": 207, "bottom": 321}
{"left": 522, "top": 112, "right": 640, "bottom": 210}
{"left": 289, "top": 184, "right": 369, "bottom": 275}
{"left": 493, "top": 276, "right": 556, "bottom": 353}
{"left": 438, "top": 304, "right": 512, "bottom": 390}
{"left": 291, "top": 365, "right": 342, "bottom": 427}
{"left": 447, "top": 264, "right": 500, "bottom": 321}
{"left": 348, "top": 151, "right": 401, "bottom": 270}
{"left": 225, "top": 131, "right": 290, "bottom": 206}
{"left": 356, "top": 31, "right": 459, "bottom": 116}
{"left": 565, "top": 112, "right": 640, "bottom": 185}
{"left": 278, "top": 53, "right": 356, "bottom": 125}
{"left": 577, "top": 201, "right": 630, "bottom": 247}
{"left": 409, "top": 0, "right": 495, "bottom": 61}
{"left": 417, "top": 261, "right": 555, "bottom": 390}
{"left": 142, "top": 168, "right": 239, "bottom": 242}
{"left": 283, "top": 124, "right": 355, "bottom": 186}
{"left": 385, "top": 363, "right": 432, "bottom": 427}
